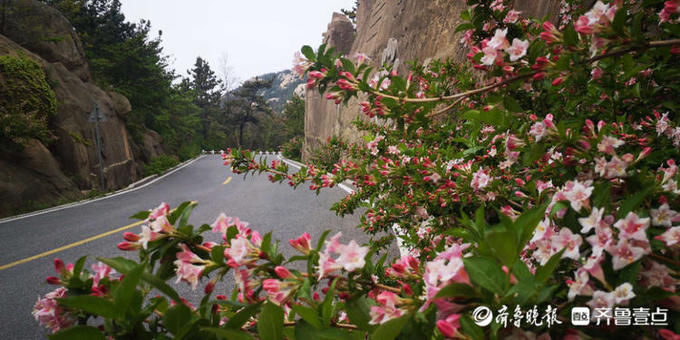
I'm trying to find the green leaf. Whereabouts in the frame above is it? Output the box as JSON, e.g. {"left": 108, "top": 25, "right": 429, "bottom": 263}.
{"left": 485, "top": 227, "right": 517, "bottom": 267}
{"left": 515, "top": 203, "right": 548, "bottom": 249}
{"left": 463, "top": 257, "right": 506, "bottom": 295}
{"left": 612, "top": 8, "right": 626, "bottom": 35}
{"left": 301, "top": 45, "right": 316, "bottom": 61}
{"left": 59, "top": 295, "right": 119, "bottom": 319}
{"left": 99, "top": 257, "right": 183, "bottom": 303}
{"left": 434, "top": 283, "right": 477, "bottom": 299}
{"left": 202, "top": 327, "right": 254, "bottom": 340}
{"left": 178, "top": 201, "right": 196, "bottom": 228}
{"left": 345, "top": 297, "right": 373, "bottom": 330}
{"left": 130, "top": 210, "right": 150, "bottom": 220}
{"left": 321, "top": 278, "right": 338, "bottom": 326}
{"left": 72, "top": 256, "right": 87, "bottom": 279}
{"left": 226, "top": 302, "right": 263, "bottom": 330}
{"left": 455, "top": 23, "right": 475, "bottom": 33}
{"left": 534, "top": 248, "right": 565, "bottom": 284}
{"left": 370, "top": 314, "right": 410, "bottom": 340}
{"left": 616, "top": 187, "right": 652, "bottom": 219}
{"left": 164, "top": 304, "right": 192, "bottom": 335}
{"left": 114, "top": 263, "right": 144, "bottom": 315}
{"left": 290, "top": 304, "right": 322, "bottom": 329}
{"left": 261, "top": 232, "right": 273, "bottom": 256}
{"left": 169, "top": 201, "right": 191, "bottom": 225}
{"left": 211, "top": 245, "right": 226, "bottom": 264}
{"left": 459, "top": 314, "right": 485, "bottom": 340}
{"left": 258, "top": 302, "right": 284, "bottom": 340}
{"left": 563, "top": 26, "right": 578, "bottom": 46}
{"left": 503, "top": 96, "right": 522, "bottom": 112}
{"left": 49, "top": 326, "right": 106, "bottom": 340}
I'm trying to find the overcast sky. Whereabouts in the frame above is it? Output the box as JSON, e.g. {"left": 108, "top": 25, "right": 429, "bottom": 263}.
{"left": 119, "top": 0, "right": 355, "bottom": 86}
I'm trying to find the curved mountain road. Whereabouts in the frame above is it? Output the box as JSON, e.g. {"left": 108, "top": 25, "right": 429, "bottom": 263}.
{"left": 0, "top": 154, "right": 387, "bottom": 339}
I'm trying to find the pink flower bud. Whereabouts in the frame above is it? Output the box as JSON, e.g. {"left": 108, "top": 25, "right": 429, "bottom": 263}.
{"left": 274, "top": 266, "right": 293, "bottom": 279}
{"left": 117, "top": 241, "right": 140, "bottom": 251}
{"left": 53, "top": 258, "right": 65, "bottom": 274}
{"left": 123, "top": 232, "right": 140, "bottom": 242}
{"left": 533, "top": 72, "right": 546, "bottom": 81}
{"left": 263, "top": 279, "right": 281, "bottom": 293}
{"left": 46, "top": 276, "right": 61, "bottom": 285}
{"left": 552, "top": 77, "right": 565, "bottom": 86}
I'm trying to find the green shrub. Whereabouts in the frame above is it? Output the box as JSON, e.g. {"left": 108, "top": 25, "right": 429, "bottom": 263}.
{"left": 281, "top": 136, "right": 303, "bottom": 161}
{"left": 0, "top": 54, "right": 57, "bottom": 147}
{"left": 142, "top": 155, "right": 179, "bottom": 177}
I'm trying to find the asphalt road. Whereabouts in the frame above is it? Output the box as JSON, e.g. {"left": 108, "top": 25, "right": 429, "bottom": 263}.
{"left": 0, "top": 154, "right": 389, "bottom": 339}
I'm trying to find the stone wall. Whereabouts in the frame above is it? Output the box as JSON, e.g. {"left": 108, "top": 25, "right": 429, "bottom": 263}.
{"left": 304, "top": 0, "right": 562, "bottom": 159}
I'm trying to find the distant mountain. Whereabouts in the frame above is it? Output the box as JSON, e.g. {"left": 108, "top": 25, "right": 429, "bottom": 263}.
{"left": 242, "top": 70, "right": 306, "bottom": 113}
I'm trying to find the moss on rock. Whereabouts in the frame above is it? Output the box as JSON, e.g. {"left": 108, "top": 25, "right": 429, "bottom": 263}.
{"left": 0, "top": 53, "right": 57, "bottom": 147}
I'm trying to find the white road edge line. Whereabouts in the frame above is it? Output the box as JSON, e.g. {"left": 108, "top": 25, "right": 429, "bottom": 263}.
{"left": 0, "top": 155, "right": 205, "bottom": 224}
{"left": 277, "top": 155, "right": 408, "bottom": 256}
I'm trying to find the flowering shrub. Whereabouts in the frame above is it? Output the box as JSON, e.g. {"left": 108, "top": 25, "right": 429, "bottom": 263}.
{"left": 34, "top": 0, "right": 680, "bottom": 339}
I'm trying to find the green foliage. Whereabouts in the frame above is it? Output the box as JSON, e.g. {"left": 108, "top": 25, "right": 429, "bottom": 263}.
{"left": 307, "top": 136, "right": 345, "bottom": 172}
{"left": 282, "top": 136, "right": 303, "bottom": 161}
{"left": 142, "top": 155, "right": 179, "bottom": 177}
{"left": 0, "top": 54, "right": 57, "bottom": 147}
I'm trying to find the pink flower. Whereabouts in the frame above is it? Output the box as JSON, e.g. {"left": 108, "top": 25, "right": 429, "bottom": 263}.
{"left": 552, "top": 228, "right": 583, "bottom": 260}
{"left": 530, "top": 218, "right": 554, "bottom": 244}
{"left": 597, "top": 135, "right": 624, "bottom": 155}
{"left": 586, "top": 223, "right": 614, "bottom": 257}
{"left": 225, "top": 236, "right": 259, "bottom": 268}
{"left": 503, "top": 10, "right": 521, "bottom": 24}
{"left": 317, "top": 251, "right": 342, "bottom": 278}
{"left": 149, "top": 202, "right": 170, "bottom": 220}
{"left": 488, "top": 28, "right": 510, "bottom": 50}
{"left": 563, "top": 180, "right": 594, "bottom": 212}
{"left": 436, "top": 313, "right": 462, "bottom": 338}
{"left": 655, "top": 226, "right": 680, "bottom": 247}
{"left": 608, "top": 238, "right": 648, "bottom": 270}
{"left": 604, "top": 155, "right": 628, "bottom": 179}
{"left": 336, "top": 240, "right": 369, "bottom": 271}
{"left": 612, "top": 282, "right": 635, "bottom": 304}
{"left": 263, "top": 279, "right": 297, "bottom": 305}
{"left": 651, "top": 203, "right": 678, "bottom": 227}
{"left": 32, "top": 287, "right": 76, "bottom": 333}
{"left": 234, "top": 268, "right": 259, "bottom": 303}
{"left": 369, "top": 291, "right": 407, "bottom": 325}
{"left": 386, "top": 255, "right": 420, "bottom": 279}
{"left": 567, "top": 269, "right": 593, "bottom": 301}
{"left": 176, "top": 243, "right": 203, "bottom": 263}
{"left": 505, "top": 38, "right": 529, "bottom": 62}
{"left": 614, "top": 212, "right": 650, "bottom": 242}
{"left": 578, "top": 207, "right": 605, "bottom": 234}
{"left": 481, "top": 46, "right": 499, "bottom": 66}
{"left": 149, "top": 215, "right": 174, "bottom": 233}
{"left": 529, "top": 121, "right": 548, "bottom": 141}
{"left": 470, "top": 168, "right": 492, "bottom": 191}
{"left": 139, "top": 224, "right": 163, "bottom": 249}
{"left": 587, "top": 290, "right": 616, "bottom": 310}
{"left": 641, "top": 261, "right": 676, "bottom": 292}
{"left": 90, "top": 262, "right": 115, "bottom": 287}
{"left": 367, "top": 135, "right": 384, "bottom": 156}
{"left": 211, "top": 213, "right": 233, "bottom": 238}
{"left": 591, "top": 67, "right": 604, "bottom": 80}
{"left": 174, "top": 260, "right": 204, "bottom": 290}
{"left": 289, "top": 232, "right": 312, "bottom": 254}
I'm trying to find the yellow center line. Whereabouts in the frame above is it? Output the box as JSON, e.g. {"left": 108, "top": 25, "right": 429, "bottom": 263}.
{"left": 223, "top": 176, "right": 232, "bottom": 185}
{"left": 0, "top": 220, "right": 145, "bottom": 271}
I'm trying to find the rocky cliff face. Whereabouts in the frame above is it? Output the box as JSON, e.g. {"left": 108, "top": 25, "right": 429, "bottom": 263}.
{"left": 0, "top": 0, "right": 143, "bottom": 216}
{"left": 304, "top": 0, "right": 562, "bottom": 158}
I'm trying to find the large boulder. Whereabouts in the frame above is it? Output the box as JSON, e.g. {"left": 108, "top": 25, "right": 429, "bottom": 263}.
{"left": 0, "top": 0, "right": 90, "bottom": 81}
{"left": 0, "top": 1, "right": 141, "bottom": 216}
